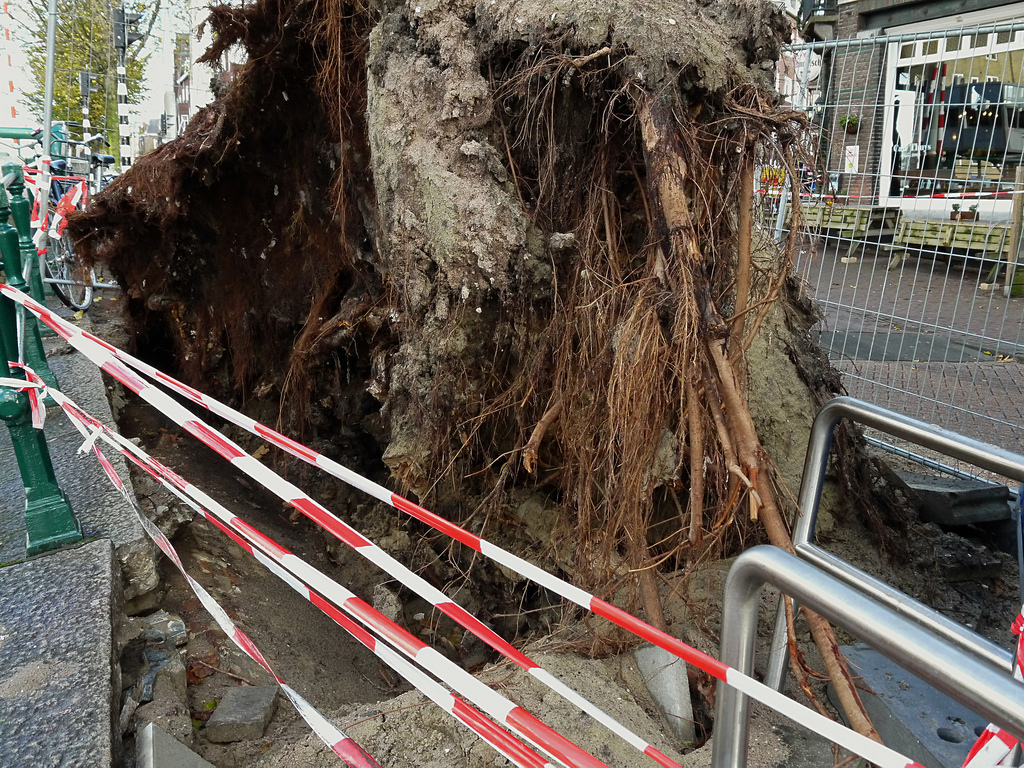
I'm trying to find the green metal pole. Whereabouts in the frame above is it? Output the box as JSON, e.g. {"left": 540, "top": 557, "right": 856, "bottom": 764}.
{"left": 0, "top": 183, "right": 81, "bottom": 556}
{"left": 2, "top": 164, "right": 59, "bottom": 388}
{"left": 4, "top": 163, "right": 52, "bottom": 307}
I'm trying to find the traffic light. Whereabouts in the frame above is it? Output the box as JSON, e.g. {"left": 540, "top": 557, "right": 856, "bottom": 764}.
{"left": 79, "top": 71, "right": 100, "bottom": 103}
{"left": 113, "top": 8, "right": 144, "bottom": 58}
{"left": 159, "top": 113, "right": 168, "bottom": 135}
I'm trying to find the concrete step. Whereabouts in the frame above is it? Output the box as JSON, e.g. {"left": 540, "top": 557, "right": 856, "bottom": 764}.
{"left": 0, "top": 539, "right": 117, "bottom": 767}
{"left": 896, "top": 471, "right": 1012, "bottom": 526}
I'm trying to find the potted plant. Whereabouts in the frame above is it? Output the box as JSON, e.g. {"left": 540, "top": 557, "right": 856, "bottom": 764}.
{"left": 950, "top": 203, "right": 979, "bottom": 222}
{"left": 838, "top": 114, "right": 860, "bottom": 134}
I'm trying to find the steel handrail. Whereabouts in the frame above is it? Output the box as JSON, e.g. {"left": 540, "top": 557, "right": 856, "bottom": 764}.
{"left": 765, "top": 396, "right": 1023, "bottom": 689}
{"left": 714, "top": 546, "right": 1024, "bottom": 768}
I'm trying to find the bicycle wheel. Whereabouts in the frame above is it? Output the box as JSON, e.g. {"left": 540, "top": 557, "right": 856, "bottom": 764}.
{"left": 45, "top": 231, "right": 95, "bottom": 311}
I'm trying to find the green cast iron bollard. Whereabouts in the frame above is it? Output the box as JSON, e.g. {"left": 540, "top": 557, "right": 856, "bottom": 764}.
{"left": 3, "top": 162, "right": 53, "bottom": 310}
{"left": 2, "top": 164, "right": 60, "bottom": 388}
{"left": 0, "top": 181, "right": 81, "bottom": 556}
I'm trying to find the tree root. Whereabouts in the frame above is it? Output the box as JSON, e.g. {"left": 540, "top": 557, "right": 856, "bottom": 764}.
{"left": 685, "top": 377, "right": 704, "bottom": 545}
{"left": 638, "top": 96, "right": 881, "bottom": 745}
{"left": 523, "top": 395, "right": 563, "bottom": 474}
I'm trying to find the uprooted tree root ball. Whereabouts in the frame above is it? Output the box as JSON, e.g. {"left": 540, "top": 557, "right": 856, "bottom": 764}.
{"left": 69, "top": 0, "right": 915, "bottom": 745}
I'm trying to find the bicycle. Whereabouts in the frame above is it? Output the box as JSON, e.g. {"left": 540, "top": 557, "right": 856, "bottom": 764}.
{"left": 9, "top": 126, "right": 116, "bottom": 311}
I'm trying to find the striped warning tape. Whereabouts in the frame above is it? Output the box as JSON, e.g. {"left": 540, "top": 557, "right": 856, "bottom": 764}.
{"left": 46, "top": 178, "right": 86, "bottom": 239}
{"left": 22, "top": 166, "right": 89, "bottom": 244}
{"left": 1, "top": 287, "right": 676, "bottom": 768}
{"left": 0, "top": 368, "right": 44, "bottom": 427}
{"left": 962, "top": 609, "right": 1023, "bottom": 767}
{"left": 25, "top": 368, "right": 559, "bottom": 768}
{"left": 2, "top": 284, "right": 928, "bottom": 768}
{"left": 17, "top": 373, "right": 380, "bottom": 767}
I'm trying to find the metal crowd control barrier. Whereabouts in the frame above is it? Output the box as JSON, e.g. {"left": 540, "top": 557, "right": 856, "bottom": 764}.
{"left": 765, "top": 396, "right": 1024, "bottom": 690}
{"left": 713, "top": 546, "right": 1024, "bottom": 768}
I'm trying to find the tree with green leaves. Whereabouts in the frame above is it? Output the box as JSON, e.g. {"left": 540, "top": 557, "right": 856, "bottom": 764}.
{"left": 23, "top": 0, "right": 153, "bottom": 160}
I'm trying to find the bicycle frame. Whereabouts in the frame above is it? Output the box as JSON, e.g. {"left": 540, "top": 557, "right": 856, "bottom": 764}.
{"left": 3, "top": 127, "right": 116, "bottom": 305}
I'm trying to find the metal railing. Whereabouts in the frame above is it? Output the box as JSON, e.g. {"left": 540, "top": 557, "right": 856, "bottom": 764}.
{"left": 713, "top": 546, "right": 1024, "bottom": 768}
{"left": 764, "top": 396, "right": 1024, "bottom": 690}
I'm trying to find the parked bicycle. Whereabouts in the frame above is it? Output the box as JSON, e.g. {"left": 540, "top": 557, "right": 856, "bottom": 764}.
{"left": 4, "top": 125, "right": 117, "bottom": 311}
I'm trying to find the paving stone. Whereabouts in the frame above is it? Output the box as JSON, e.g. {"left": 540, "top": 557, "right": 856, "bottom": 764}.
{"left": 827, "top": 644, "right": 988, "bottom": 768}
{"left": 140, "top": 609, "right": 188, "bottom": 647}
{"left": 0, "top": 539, "right": 116, "bottom": 768}
{"left": 205, "top": 684, "right": 278, "bottom": 743}
{"left": 896, "top": 471, "right": 1012, "bottom": 526}
{"left": 137, "top": 722, "right": 215, "bottom": 768}
{"left": 635, "top": 644, "right": 696, "bottom": 746}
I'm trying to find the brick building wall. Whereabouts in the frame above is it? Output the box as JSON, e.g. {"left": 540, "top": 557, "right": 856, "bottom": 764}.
{"left": 823, "top": 2, "right": 890, "bottom": 202}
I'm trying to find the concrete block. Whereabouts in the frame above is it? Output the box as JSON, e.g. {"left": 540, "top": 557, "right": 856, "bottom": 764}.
{"left": 205, "top": 685, "right": 278, "bottom": 743}
{"left": 635, "top": 644, "right": 696, "bottom": 746}
{"left": 896, "top": 472, "right": 1012, "bottom": 526}
{"left": 827, "top": 644, "right": 988, "bottom": 768}
{"left": 137, "top": 722, "right": 215, "bottom": 768}
{"left": 933, "top": 531, "right": 1003, "bottom": 582}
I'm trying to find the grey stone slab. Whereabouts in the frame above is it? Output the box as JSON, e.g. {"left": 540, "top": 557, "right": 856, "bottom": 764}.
{"left": 635, "top": 644, "right": 696, "bottom": 746}
{"left": 205, "top": 685, "right": 278, "bottom": 743}
{"left": 137, "top": 722, "right": 215, "bottom": 768}
{"left": 0, "top": 539, "right": 117, "bottom": 768}
{"left": 896, "top": 471, "right": 1012, "bottom": 526}
{"left": 827, "top": 644, "right": 989, "bottom": 768}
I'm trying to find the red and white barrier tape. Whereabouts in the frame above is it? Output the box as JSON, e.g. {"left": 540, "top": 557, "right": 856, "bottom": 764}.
{"left": 1, "top": 284, "right": 933, "bottom": 768}
{"left": 0, "top": 287, "right": 674, "bottom": 767}
{"left": 26, "top": 369, "right": 557, "bottom": 768}
{"left": 22, "top": 166, "right": 88, "bottom": 251}
{"left": 962, "top": 609, "right": 1023, "bottom": 767}
{"left": 17, "top": 376, "right": 380, "bottom": 768}
{"left": 46, "top": 178, "right": 86, "bottom": 239}
{"left": 0, "top": 368, "right": 44, "bottom": 427}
